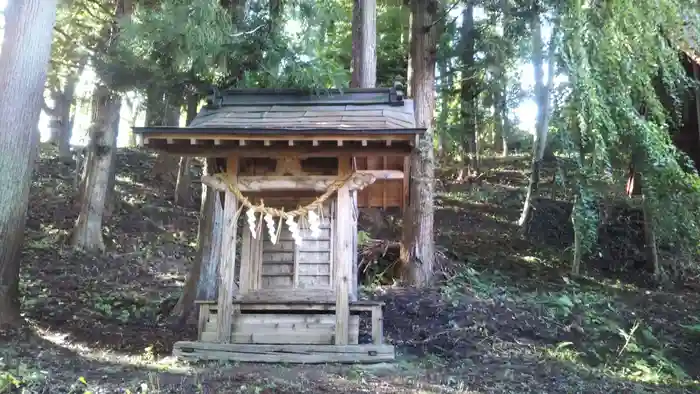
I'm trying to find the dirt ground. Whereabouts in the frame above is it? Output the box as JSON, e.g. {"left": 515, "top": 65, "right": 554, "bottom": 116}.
{"left": 1, "top": 145, "right": 700, "bottom": 393}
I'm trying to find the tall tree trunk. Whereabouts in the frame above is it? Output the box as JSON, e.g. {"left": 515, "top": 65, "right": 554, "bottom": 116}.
{"left": 350, "top": 0, "right": 376, "bottom": 88}
{"left": 359, "top": 0, "right": 377, "bottom": 88}
{"left": 0, "top": 0, "right": 58, "bottom": 327}
{"left": 71, "top": 0, "right": 131, "bottom": 252}
{"left": 125, "top": 94, "right": 140, "bottom": 147}
{"left": 400, "top": 0, "right": 440, "bottom": 286}
{"left": 694, "top": 63, "right": 700, "bottom": 141}
{"left": 405, "top": 2, "right": 415, "bottom": 96}
{"left": 350, "top": 1, "right": 362, "bottom": 88}
{"left": 436, "top": 44, "right": 449, "bottom": 157}
{"left": 171, "top": 158, "right": 223, "bottom": 322}
{"left": 174, "top": 95, "right": 199, "bottom": 206}
{"left": 461, "top": 3, "right": 479, "bottom": 175}
{"left": 71, "top": 86, "right": 121, "bottom": 252}
{"left": 45, "top": 58, "right": 86, "bottom": 162}
{"left": 518, "top": 11, "right": 558, "bottom": 230}
{"left": 150, "top": 90, "right": 180, "bottom": 182}
{"left": 174, "top": 157, "right": 192, "bottom": 206}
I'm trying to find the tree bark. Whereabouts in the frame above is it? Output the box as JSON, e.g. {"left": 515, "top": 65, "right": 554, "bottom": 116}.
{"left": 400, "top": 0, "right": 440, "bottom": 286}
{"left": 174, "top": 95, "right": 199, "bottom": 206}
{"left": 350, "top": 0, "right": 376, "bottom": 88}
{"left": 518, "top": 11, "right": 558, "bottom": 230}
{"left": 350, "top": 0, "right": 362, "bottom": 88}
{"left": 0, "top": 0, "right": 58, "bottom": 327}
{"left": 71, "top": 86, "right": 121, "bottom": 252}
{"left": 171, "top": 158, "right": 223, "bottom": 322}
{"left": 461, "top": 3, "right": 479, "bottom": 175}
{"left": 71, "top": 0, "right": 131, "bottom": 252}
{"left": 359, "top": 0, "right": 377, "bottom": 88}
{"left": 45, "top": 58, "right": 86, "bottom": 162}
{"left": 151, "top": 91, "right": 181, "bottom": 183}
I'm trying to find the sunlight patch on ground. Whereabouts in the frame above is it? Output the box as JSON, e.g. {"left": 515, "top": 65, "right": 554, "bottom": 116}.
{"left": 31, "top": 324, "right": 188, "bottom": 374}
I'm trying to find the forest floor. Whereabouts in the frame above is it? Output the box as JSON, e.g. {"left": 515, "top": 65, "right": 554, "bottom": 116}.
{"left": 2, "top": 145, "right": 700, "bottom": 393}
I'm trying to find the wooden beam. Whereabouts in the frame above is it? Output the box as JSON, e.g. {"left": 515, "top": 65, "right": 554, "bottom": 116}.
{"left": 334, "top": 156, "right": 352, "bottom": 345}
{"left": 138, "top": 132, "right": 414, "bottom": 142}
{"left": 238, "top": 226, "right": 252, "bottom": 294}
{"left": 173, "top": 341, "right": 395, "bottom": 363}
{"left": 140, "top": 145, "right": 413, "bottom": 158}
{"left": 201, "top": 173, "right": 380, "bottom": 193}
{"left": 216, "top": 156, "right": 239, "bottom": 343}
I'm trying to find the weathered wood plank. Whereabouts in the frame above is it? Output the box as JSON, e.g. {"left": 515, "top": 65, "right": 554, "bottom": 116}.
{"left": 236, "top": 289, "right": 335, "bottom": 303}
{"left": 261, "top": 275, "right": 294, "bottom": 288}
{"left": 298, "top": 275, "right": 331, "bottom": 288}
{"left": 216, "top": 156, "right": 239, "bottom": 343}
{"left": 201, "top": 173, "right": 382, "bottom": 193}
{"left": 197, "top": 304, "right": 210, "bottom": 341}
{"left": 261, "top": 251, "right": 294, "bottom": 263}
{"left": 173, "top": 341, "right": 395, "bottom": 363}
{"left": 298, "top": 263, "right": 330, "bottom": 276}
{"left": 203, "top": 315, "right": 360, "bottom": 345}
{"left": 371, "top": 307, "right": 384, "bottom": 345}
{"left": 239, "top": 226, "right": 253, "bottom": 294}
{"left": 296, "top": 251, "right": 331, "bottom": 264}
{"left": 334, "top": 156, "right": 352, "bottom": 345}
{"left": 195, "top": 298, "right": 384, "bottom": 307}
{"left": 261, "top": 263, "right": 294, "bottom": 275}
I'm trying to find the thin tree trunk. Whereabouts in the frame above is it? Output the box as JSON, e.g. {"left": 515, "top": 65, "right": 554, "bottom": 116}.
{"left": 125, "top": 94, "right": 140, "bottom": 146}
{"left": 49, "top": 58, "right": 86, "bottom": 162}
{"left": 461, "top": 3, "right": 479, "bottom": 176}
{"left": 639, "top": 176, "right": 661, "bottom": 280}
{"left": 694, "top": 63, "right": 700, "bottom": 141}
{"left": 400, "top": 0, "right": 440, "bottom": 286}
{"left": 406, "top": 3, "right": 415, "bottom": 96}
{"left": 174, "top": 157, "right": 191, "bottom": 206}
{"left": 518, "top": 13, "right": 558, "bottom": 230}
{"left": 0, "top": 0, "right": 58, "bottom": 326}
{"left": 350, "top": 0, "right": 362, "bottom": 88}
{"left": 153, "top": 92, "right": 181, "bottom": 183}
{"left": 174, "top": 95, "right": 199, "bottom": 206}
{"left": 437, "top": 56, "right": 449, "bottom": 157}
{"left": 571, "top": 197, "right": 583, "bottom": 275}
{"left": 104, "top": 99, "right": 122, "bottom": 220}
{"left": 71, "top": 86, "right": 121, "bottom": 252}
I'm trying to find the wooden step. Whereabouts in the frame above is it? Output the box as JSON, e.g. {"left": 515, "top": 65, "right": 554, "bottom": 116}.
{"left": 173, "top": 341, "right": 395, "bottom": 363}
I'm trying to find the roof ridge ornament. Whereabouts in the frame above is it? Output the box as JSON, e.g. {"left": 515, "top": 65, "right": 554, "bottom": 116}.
{"left": 206, "top": 86, "right": 223, "bottom": 109}
{"left": 389, "top": 79, "right": 405, "bottom": 106}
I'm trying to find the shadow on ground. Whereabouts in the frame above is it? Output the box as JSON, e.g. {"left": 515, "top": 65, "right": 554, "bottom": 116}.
{"left": 5, "top": 146, "right": 700, "bottom": 393}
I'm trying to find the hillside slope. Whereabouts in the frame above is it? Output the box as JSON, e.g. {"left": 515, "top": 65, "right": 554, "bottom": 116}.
{"left": 1, "top": 146, "right": 698, "bottom": 393}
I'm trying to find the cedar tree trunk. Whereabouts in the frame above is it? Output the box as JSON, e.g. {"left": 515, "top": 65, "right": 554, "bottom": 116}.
{"left": 400, "top": 0, "right": 440, "bottom": 286}
{"left": 0, "top": 0, "right": 58, "bottom": 327}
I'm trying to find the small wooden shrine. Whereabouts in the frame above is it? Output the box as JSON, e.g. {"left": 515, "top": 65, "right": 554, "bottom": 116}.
{"left": 132, "top": 87, "right": 423, "bottom": 363}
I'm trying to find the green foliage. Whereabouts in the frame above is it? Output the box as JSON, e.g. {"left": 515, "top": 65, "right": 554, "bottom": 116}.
{"left": 558, "top": 0, "right": 700, "bottom": 268}
{"left": 116, "top": 0, "right": 233, "bottom": 91}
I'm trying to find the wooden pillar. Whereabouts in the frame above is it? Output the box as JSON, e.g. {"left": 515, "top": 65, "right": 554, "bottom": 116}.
{"left": 216, "top": 156, "right": 239, "bottom": 343}
{"left": 350, "top": 189, "right": 359, "bottom": 301}
{"left": 334, "top": 156, "right": 352, "bottom": 345}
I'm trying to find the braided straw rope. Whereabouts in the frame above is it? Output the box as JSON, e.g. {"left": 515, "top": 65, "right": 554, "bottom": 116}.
{"left": 212, "top": 172, "right": 354, "bottom": 220}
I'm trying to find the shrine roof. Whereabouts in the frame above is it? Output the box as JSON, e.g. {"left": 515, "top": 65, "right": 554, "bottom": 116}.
{"left": 131, "top": 87, "right": 423, "bottom": 157}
